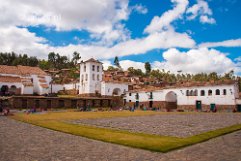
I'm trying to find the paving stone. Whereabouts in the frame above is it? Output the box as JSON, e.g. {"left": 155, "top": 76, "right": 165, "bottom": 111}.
{"left": 72, "top": 113, "right": 241, "bottom": 137}
{"left": 1, "top": 115, "right": 241, "bottom": 161}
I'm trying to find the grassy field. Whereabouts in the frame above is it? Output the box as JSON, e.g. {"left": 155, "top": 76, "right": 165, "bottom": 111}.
{"left": 11, "top": 111, "right": 241, "bottom": 152}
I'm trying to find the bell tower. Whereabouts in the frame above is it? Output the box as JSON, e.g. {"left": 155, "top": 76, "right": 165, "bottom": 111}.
{"left": 79, "top": 58, "right": 103, "bottom": 96}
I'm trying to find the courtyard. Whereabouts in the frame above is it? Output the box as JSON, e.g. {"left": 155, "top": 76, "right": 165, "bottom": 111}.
{"left": 1, "top": 111, "right": 241, "bottom": 160}
{"left": 72, "top": 113, "right": 241, "bottom": 137}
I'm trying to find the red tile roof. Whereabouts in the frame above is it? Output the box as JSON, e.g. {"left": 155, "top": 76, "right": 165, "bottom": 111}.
{"left": 84, "top": 58, "right": 102, "bottom": 64}
{"left": 0, "top": 65, "right": 47, "bottom": 76}
{"left": 40, "top": 84, "right": 49, "bottom": 88}
{"left": 0, "top": 65, "right": 21, "bottom": 75}
{"left": 17, "top": 65, "right": 47, "bottom": 76}
{"left": 0, "top": 76, "right": 22, "bottom": 83}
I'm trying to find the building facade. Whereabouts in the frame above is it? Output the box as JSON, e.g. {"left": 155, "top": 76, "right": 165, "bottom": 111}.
{"left": 79, "top": 58, "right": 128, "bottom": 96}
{"left": 79, "top": 58, "right": 103, "bottom": 95}
{"left": 124, "top": 83, "right": 240, "bottom": 111}
{"left": 0, "top": 65, "right": 51, "bottom": 95}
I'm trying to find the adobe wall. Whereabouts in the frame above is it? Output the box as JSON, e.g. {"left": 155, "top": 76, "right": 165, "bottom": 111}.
{"left": 9, "top": 96, "right": 112, "bottom": 109}
{"left": 177, "top": 104, "right": 236, "bottom": 112}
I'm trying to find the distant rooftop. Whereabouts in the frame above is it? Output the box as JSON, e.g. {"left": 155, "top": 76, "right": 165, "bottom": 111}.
{"left": 0, "top": 65, "right": 47, "bottom": 76}
{"left": 82, "top": 58, "right": 102, "bottom": 64}
{"left": 128, "top": 80, "right": 237, "bottom": 93}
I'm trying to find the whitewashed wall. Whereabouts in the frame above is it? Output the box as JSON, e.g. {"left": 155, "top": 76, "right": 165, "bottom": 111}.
{"left": 125, "top": 84, "right": 239, "bottom": 105}
{"left": 51, "top": 83, "right": 80, "bottom": 93}
{"left": 101, "top": 82, "right": 128, "bottom": 96}
{"left": 31, "top": 75, "right": 40, "bottom": 94}
{"left": 51, "top": 84, "right": 64, "bottom": 93}
{"left": 79, "top": 61, "right": 102, "bottom": 94}
{"left": 23, "top": 86, "right": 34, "bottom": 95}
{"left": 0, "top": 82, "right": 22, "bottom": 93}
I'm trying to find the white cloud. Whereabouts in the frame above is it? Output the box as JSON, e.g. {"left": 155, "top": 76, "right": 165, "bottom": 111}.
{"left": 0, "top": 0, "right": 197, "bottom": 61}
{"left": 0, "top": 0, "right": 130, "bottom": 44}
{"left": 199, "top": 38, "right": 241, "bottom": 48}
{"left": 235, "top": 56, "right": 241, "bottom": 62}
{"left": 144, "top": 0, "right": 189, "bottom": 34}
{"left": 131, "top": 4, "right": 148, "bottom": 14}
{"left": 101, "top": 60, "right": 113, "bottom": 70}
{"left": 200, "top": 15, "right": 215, "bottom": 24}
{"left": 186, "top": 0, "right": 216, "bottom": 24}
{"left": 152, "top": 48, "right": 236, "bottom": 74}
{"left": 0, "top": 25, "right": 195, "bottom": 61}
{"left": 119, "top": 60, "right": 145, "bottom": 71}
{"left": 102, "top": 59, "right": 146, "bottom": 72}
{"left": 0, "top": 27, "right": 49, "bottom": 59}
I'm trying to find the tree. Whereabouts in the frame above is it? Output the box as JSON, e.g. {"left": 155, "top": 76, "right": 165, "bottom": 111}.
{"left": 107, "top": 66, "right": 118, "bottom": 71}
{"left": 72, "top": 51, "right": 81, "bottom": 66}
{"left": 48, "top": 52, "right": 57, "bottom": 69}
{"left": 114, "top": 56, "right": 121, "bottom": 68}
{"left": 144, "top": 62, "right": 151, "bottom": 75}
{"left": 127, "top": 67, "right": 144, "bottom": 76}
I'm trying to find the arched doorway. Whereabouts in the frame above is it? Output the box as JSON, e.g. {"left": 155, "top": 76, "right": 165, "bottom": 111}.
{"left": 9, "top": 85, "right": 17, "bottom": 95}
{"left": 165, "top": 91, "right": 177, "bottom": 110}
{"left": 112, "top": 88, "right": 121, "bottom": 96}
{"left": 1, "top": 85, "right": 9, "bottom": 96}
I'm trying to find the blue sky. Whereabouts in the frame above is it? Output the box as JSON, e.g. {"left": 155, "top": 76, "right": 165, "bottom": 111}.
{"left": 0, "top": 0, "right": 241, "bottom": 74}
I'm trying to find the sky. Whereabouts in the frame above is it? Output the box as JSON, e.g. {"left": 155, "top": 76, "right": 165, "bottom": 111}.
{"left": 0, "top": 0, "right": 241, "bottom": 75}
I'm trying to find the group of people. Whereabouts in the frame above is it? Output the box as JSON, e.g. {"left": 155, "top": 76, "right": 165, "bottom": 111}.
{"left": 76, "top": 104, "right": 91, "bottom": 112}
{"left": 0, "top": 100, "right": 10, "bottom": 116}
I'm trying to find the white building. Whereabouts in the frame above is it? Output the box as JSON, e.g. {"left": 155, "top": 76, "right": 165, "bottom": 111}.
{"left": 0, "top": 65, "right": 51, "bottom": 95}
{"left": 101, "top": 81, "right": 128, "bottom": 96}
{"left": 79, "top": 58, "right": 128, "bottom": 96}
{"left": 124, "top": 82, "right": 240, "bottom": 111}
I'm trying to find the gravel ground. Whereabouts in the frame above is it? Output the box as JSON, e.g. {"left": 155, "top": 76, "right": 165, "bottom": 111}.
{"left": 72, "top": 113, "right": 241, "bottom": 137}
{"left": 0, "top": 116, "right": 241, "bottom": 161}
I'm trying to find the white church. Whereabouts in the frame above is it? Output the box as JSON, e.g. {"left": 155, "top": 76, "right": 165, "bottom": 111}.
{"left": 79, "top": 58, "right": 129, "bottom": 96}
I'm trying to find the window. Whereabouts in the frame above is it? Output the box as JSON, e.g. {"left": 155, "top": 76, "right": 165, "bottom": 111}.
{"left": 135, "top": 93, "right": 139, "bottom": 100}
{"left": 129, "top": 93, "right": 132, "bottom": 96}
{"left": 200, "top": 90, "right": 205, "bottom": 96}
{"left": 97, "top": 74, "right": 100, "bottom": 81}
{"left": 85, "top": 74, "right": 88, "bottom": 81}
{"left": 216, "top": 89, "right": 220, "bottom": 95}
{"left": 223, "top": 89, "right": 227, "bottom": 95}
{"left": 194, "top": 90, "right": 198, "bottom": 96}
{"left": 84, "top": 65, "right": 86, "bottom": 72}
{"left": 97, "top": 66, "right": 100, "bottom": 72}
{"left": 186, "top": 90, "right": 189, "bottom": 96}
{"left": 92, "top": 74, "right": 95, "bottom": 80}
{"left": 149, "top": 92, "right": 153, "bottom": 99}
{"left": 129, "top": 100, "right": 131, "bottom": 102}
{"left": 190, "top": 90, "right": 194, "bottom": 96}
{"left": 92, "top": 65, "right": 95, "bottom": 71}
{"left": 81, "top": 75, "right": 84, "bottom": 81}
{"left": 208, "top": 90, "right": 212, "bottom": 96}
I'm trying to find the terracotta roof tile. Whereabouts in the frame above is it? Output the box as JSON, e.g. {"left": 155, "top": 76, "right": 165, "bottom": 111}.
{"left": 0, "top": 76, "right": 22, "bottom": 83}
{"left": 40, "top": 84, "right": 49, "bottom": 88}
{"left": 0, "top": 65, "right": 47, "bottom": 76}
{"left": 17, "top": 65, "right": 47, "bottom": 76}
{"left": 0, "top": 65, "right": 21, "bottom": 75}
{"left": 84, "top": 58, "right": 102, "bottom": 64}
{"left": 129, "top": 81, "right": 237, "bottom": 93}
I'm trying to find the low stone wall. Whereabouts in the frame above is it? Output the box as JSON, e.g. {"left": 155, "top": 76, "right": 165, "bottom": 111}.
{"left": 9, "top": 96, "right": 112, "bottom": 109}
{"left": 126, "top": 101, "right": 173, "bottom": 110}
{"left": 177, "top": 104, "right": 236, "bottom": 112}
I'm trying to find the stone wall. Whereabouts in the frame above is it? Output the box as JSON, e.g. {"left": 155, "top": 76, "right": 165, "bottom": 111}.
{"left": 10, "top": 96, "right": 112, "bottom": 109}
{"left": 177, "top": 104, "right": 236, "bottom": 112}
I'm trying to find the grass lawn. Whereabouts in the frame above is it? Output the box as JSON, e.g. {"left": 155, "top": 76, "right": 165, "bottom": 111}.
{"left": 11, "top": 111, "right": 241, "bottom": 152}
